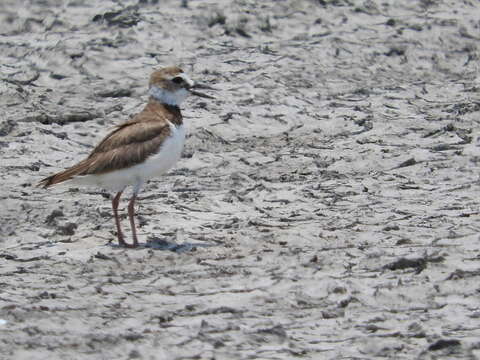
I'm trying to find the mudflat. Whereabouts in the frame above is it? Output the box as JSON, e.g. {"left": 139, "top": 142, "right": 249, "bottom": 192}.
{"left": 1, "top": 1, "right": 479, "bottom": 359}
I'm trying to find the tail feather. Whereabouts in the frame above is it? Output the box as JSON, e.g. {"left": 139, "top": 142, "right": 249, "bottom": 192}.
{"left": 37, "top": 161, "right": 88, "bottom": 188}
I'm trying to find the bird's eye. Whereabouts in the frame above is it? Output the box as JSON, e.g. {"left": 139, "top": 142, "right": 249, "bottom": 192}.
{"left": 172, "top": 77, "right": 184, "bottom": 84}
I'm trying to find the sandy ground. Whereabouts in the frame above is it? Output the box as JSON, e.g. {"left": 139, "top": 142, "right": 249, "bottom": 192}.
{"left": 1, "top": 0, "right": 480, "bottom": 359}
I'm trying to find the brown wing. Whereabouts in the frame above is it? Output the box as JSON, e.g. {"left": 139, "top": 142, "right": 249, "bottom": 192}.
{"left": 38, "top": 120, "right": 171, "bottom": 188}
{"left": 84, "top": 120, "right": 171, "bottom": 173}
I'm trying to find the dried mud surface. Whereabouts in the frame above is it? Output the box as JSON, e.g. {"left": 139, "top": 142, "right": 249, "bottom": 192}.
{"left": 1, "top": 1, "right": 480, "bottom": 359}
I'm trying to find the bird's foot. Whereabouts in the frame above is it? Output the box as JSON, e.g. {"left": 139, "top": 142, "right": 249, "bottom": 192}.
{"left": 117, "top": 235, "right": 139, "bottom": 248}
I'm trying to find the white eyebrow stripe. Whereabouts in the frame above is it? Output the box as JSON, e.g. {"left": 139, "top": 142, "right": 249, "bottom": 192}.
{"left": 179, "top": 73, "right": 195, "bottom": 87}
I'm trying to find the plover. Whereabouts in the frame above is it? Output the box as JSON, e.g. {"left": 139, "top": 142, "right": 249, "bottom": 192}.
{"left": 38, "top": 66, "right": 213, "bottom": 248}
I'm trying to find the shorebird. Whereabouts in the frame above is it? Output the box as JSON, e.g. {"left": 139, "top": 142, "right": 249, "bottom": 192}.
{"left": 38, "top": 66, "right": 213, "bottom": 248}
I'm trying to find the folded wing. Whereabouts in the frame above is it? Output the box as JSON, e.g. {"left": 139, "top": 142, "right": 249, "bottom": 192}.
{"left": 38, "top": 120, "right": 170, "bottom": 188}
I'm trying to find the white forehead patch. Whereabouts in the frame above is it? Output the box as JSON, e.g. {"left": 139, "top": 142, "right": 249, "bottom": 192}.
{"left": 175, "top": 73, "right": 195, "bottom": 88}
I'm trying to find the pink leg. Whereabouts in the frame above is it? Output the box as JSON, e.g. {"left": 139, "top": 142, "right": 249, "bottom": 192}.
{"left": 127, "top": 194, "right": 139, "bottom": 248}
{"left": 112, "top": 191, "right": 128, "bottom": 247}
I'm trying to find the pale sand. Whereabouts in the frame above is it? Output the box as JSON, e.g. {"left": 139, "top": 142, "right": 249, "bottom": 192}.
{"left": 1, "top": 1, "right": 480, "bottom": 359}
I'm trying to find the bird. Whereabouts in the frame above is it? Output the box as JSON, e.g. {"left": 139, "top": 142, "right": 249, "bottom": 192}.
{"left": 38, "top": 66, "right": 213, "bottom": 248}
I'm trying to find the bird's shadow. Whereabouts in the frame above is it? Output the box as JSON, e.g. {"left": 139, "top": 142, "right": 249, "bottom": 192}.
{"left": 106, "top": 236, "right": 217, "bottom": 253}
{"left": 145, "top": 236, "right": 216, "bottom": 252}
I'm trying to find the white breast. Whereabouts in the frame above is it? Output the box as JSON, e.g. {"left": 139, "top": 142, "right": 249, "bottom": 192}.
{"left": 140, "top": 122, "right": 186, "bottom": 178}
{"left": 70, "top": 122, "right": 186, "bottom": 192}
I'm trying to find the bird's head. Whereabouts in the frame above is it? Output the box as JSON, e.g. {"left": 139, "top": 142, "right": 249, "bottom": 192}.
{"left": 149, "top": 66, "right": 214, "bottom": 106}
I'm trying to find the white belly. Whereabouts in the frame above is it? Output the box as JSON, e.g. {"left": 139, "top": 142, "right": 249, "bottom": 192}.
{"left": 70, "top": 123, "right": 186, "bottom": 192}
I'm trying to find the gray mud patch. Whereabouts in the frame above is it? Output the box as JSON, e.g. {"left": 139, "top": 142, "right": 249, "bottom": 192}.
{"left": 1, "top": 0, "right": 480, "bottom": 359}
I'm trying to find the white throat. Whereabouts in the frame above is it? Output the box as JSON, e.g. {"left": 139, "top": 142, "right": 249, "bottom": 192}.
{"left": 149, "top": 86, "right": 189, "bottom": 106}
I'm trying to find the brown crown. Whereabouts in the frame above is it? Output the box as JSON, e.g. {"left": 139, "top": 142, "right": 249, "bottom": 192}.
{"left": 149, "top": 66, "right": 184, "bottom": 88}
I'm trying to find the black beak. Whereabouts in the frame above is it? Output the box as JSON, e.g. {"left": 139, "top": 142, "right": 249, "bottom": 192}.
{"left": 189, "top": 83, "right": 215, "bottom": 99}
